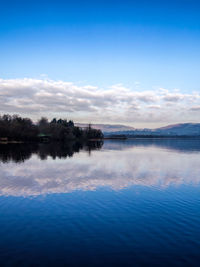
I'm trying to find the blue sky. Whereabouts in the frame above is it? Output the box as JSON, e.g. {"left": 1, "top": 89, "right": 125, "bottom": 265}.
{"left": 0, "top": 0, "right": 200, "bottom": 127}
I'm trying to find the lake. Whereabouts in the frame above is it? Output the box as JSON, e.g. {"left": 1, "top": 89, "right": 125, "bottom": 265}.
{"left": 0, "top": 139, "right": 200, "bottom": 266}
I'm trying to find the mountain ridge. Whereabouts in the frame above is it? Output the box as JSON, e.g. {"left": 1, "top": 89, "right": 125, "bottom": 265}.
{"left": 75, "top": 123, "right": 135, "bottom": 133}
{"left": 76, "top": 123, "right": 200, "bottom": 136}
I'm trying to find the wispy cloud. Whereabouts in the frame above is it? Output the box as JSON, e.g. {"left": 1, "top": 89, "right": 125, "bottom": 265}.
{"left": 0, "top": 78, "right": 200, "bottom": 126}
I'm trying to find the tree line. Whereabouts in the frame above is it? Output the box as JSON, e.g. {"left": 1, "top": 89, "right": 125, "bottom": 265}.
{"left": 0, "top": 114, "right": 103, "bottom": 141}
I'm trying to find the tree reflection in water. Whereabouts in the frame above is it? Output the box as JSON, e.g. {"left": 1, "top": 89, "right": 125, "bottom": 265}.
{"left": 0, "top": 141, "right": 104, "bottom": 163}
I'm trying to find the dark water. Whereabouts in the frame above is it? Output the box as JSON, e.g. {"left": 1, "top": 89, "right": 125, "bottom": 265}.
{"left": 0, "top": 139, "right": 200, "bottom": 266}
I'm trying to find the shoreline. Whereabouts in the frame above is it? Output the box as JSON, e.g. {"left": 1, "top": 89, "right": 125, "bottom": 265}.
{"left": 1, "top": 136, "right": 200, "bottom": 144}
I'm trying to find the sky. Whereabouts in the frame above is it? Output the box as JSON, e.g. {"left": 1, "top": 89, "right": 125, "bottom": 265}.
{"left": 0, "top": 0, "right": 200, "bottom": 128}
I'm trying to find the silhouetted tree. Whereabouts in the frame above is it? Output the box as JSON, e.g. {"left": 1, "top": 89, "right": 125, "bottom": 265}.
{"left": 0, "top": 114, "right": 103, "bottom": 142}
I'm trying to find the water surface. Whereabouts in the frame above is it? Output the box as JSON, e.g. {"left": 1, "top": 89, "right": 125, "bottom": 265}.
{"left": 0, "top": 139, "right": 200, "bottom": 266}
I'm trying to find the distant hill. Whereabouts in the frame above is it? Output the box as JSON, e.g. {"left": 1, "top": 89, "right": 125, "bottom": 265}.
{"left": 76, "top": 122, "right": 200, "bottom": 136}
{"left": 75, "top": 123, "right": 135, "bottom": 133}
{"left": 101, "top": 123, "right": 200, "bottom": 137}
{"left": 156, "top": 123, "right": 200, "bottom": 136}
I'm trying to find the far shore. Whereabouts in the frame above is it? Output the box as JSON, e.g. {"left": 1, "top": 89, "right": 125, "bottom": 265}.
{"left": 2, "top": 136, "right": 200, "bottom": 145}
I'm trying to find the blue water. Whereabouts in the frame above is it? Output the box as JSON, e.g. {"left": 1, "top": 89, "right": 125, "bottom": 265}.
{"left": 0, "top": 139, "right": 200, "bottom": 266}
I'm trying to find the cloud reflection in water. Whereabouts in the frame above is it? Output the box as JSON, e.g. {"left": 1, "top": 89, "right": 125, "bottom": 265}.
{"left": 0, "top": 139, "right": 200, "bottom": 196}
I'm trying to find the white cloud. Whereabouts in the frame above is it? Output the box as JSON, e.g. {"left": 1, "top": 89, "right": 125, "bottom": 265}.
{"left": 148, "top": 105, "right": 161, "bottom": 109}
{"left": 162, "top": 93, "right": 185, "bottom": 102}
{"left": 190, "top": 106, "right": 200, "bottom": 111}
{"left": 0, "top": 78, "right": 200, "bottom": 126}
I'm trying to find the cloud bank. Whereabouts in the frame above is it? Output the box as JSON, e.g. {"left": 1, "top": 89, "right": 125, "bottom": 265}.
{"left": 0, "top": 78, "right": 200, "bottom": 127}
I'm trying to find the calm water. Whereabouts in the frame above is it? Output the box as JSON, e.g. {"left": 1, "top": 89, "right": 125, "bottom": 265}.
{"left": 0, "top": 139, "right": 200, "bottom": 266}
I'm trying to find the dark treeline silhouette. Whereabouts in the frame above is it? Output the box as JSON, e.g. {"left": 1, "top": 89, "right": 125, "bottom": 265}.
{"left": 0, "top": 114, "right": 103, "bottom": 142}
{"left": 0, "top": 141, "right": 104, "bottom": 163}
